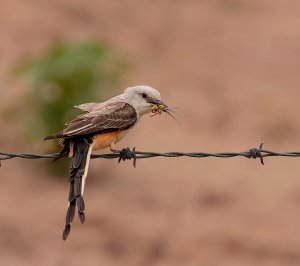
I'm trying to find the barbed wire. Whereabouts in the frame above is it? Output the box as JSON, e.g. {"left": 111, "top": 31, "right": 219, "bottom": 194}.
{"left": 1, "top": 143, "right": 300, "bottom": 168}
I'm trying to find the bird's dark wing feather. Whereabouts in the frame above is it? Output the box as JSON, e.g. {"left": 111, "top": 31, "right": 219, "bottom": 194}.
{"left": 44, "top": 102, "right": 137, "bottom": 140}
{"left": 62, "top": 102, "right": 137, "bottom": 137}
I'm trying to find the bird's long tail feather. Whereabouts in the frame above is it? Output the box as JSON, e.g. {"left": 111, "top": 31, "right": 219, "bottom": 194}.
{"left": 62, "top": 137, "right": 93, "bottom": 241}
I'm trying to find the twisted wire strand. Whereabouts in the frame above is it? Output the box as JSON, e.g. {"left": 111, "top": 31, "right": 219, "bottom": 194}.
{"left": 1, "top": 143, "right": 300, "bottom": 167}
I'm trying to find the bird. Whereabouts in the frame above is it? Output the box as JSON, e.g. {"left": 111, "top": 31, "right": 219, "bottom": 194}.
{"left": 44, "top": 85, "right": 169, "bottom": 240}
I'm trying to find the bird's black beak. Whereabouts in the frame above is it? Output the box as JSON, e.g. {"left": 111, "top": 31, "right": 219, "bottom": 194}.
{"left": 149, "top": 99, "right": 168, "bottom": 109}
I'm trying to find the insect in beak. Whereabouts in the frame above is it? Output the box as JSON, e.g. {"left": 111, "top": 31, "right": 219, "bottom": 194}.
{"left": 150, "top": 99, "right": 167, "bottom": 116}
{"left": 150, "top": 99, "right": 181, "bottom": 125}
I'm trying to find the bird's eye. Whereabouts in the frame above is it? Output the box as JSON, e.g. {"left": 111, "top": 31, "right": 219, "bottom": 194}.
{"left": 141, "top": 93, "right": 147, "bottom": 99}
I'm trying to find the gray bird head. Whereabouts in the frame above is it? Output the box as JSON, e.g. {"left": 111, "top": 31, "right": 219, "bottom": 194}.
{"left": 123, "top": 85, "right": 167, "bottom": 116}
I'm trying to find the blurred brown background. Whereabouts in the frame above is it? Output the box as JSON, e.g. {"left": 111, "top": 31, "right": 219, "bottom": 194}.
{"left": 1, "top": 1, "right": 300, "bottom": 265}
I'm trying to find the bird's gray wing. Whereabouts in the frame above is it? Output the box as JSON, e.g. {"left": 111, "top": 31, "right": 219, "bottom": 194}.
{"left": 74, "top": 102, "right": 104, "bottom": 112}
{"left": 62, "top": 102, "right": 137, "bottom": 137}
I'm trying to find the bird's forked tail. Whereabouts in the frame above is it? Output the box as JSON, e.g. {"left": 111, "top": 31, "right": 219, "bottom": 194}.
{"left": 62, "top": 137, "right": 93, "bottom": 240}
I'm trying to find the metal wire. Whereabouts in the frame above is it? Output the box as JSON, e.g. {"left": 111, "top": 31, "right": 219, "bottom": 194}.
{"left": 1, "top": 143, "right": 300, "bottom": 168}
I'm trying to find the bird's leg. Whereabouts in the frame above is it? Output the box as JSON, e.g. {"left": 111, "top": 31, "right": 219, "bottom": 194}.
{"left": 110, "top": 142, "right": 116, "bottom": 153}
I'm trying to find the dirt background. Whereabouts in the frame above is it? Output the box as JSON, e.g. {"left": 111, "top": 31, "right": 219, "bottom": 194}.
{"left": 1, "top": 0, "right": 300, "bottom": 265}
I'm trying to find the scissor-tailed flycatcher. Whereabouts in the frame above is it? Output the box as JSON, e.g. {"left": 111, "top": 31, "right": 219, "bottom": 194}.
{"left": 44, "top": 85, "right": 169, "bottom": 240}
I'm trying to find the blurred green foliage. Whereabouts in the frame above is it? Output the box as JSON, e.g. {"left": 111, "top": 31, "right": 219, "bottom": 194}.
{"left": 14, "top": 40, "right": 127, "bottom": 176}
{"left": 16, "top": 40, "right": 126, "bottom": 138}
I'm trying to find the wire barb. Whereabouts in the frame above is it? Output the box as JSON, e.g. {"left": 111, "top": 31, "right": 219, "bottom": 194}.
{"left": 247, "top": 143, "right": 264, "bottom": 165}
{"left": 116, "top": 147, "right": 137, "bottom": 167}
{"left": 1, "top": 144, "right": 300, "bottom": 167}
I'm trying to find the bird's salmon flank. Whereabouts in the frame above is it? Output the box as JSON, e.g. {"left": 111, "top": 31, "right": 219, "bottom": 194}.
{"left": 44, "top": 85, "right": 170, "bottom": 240}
